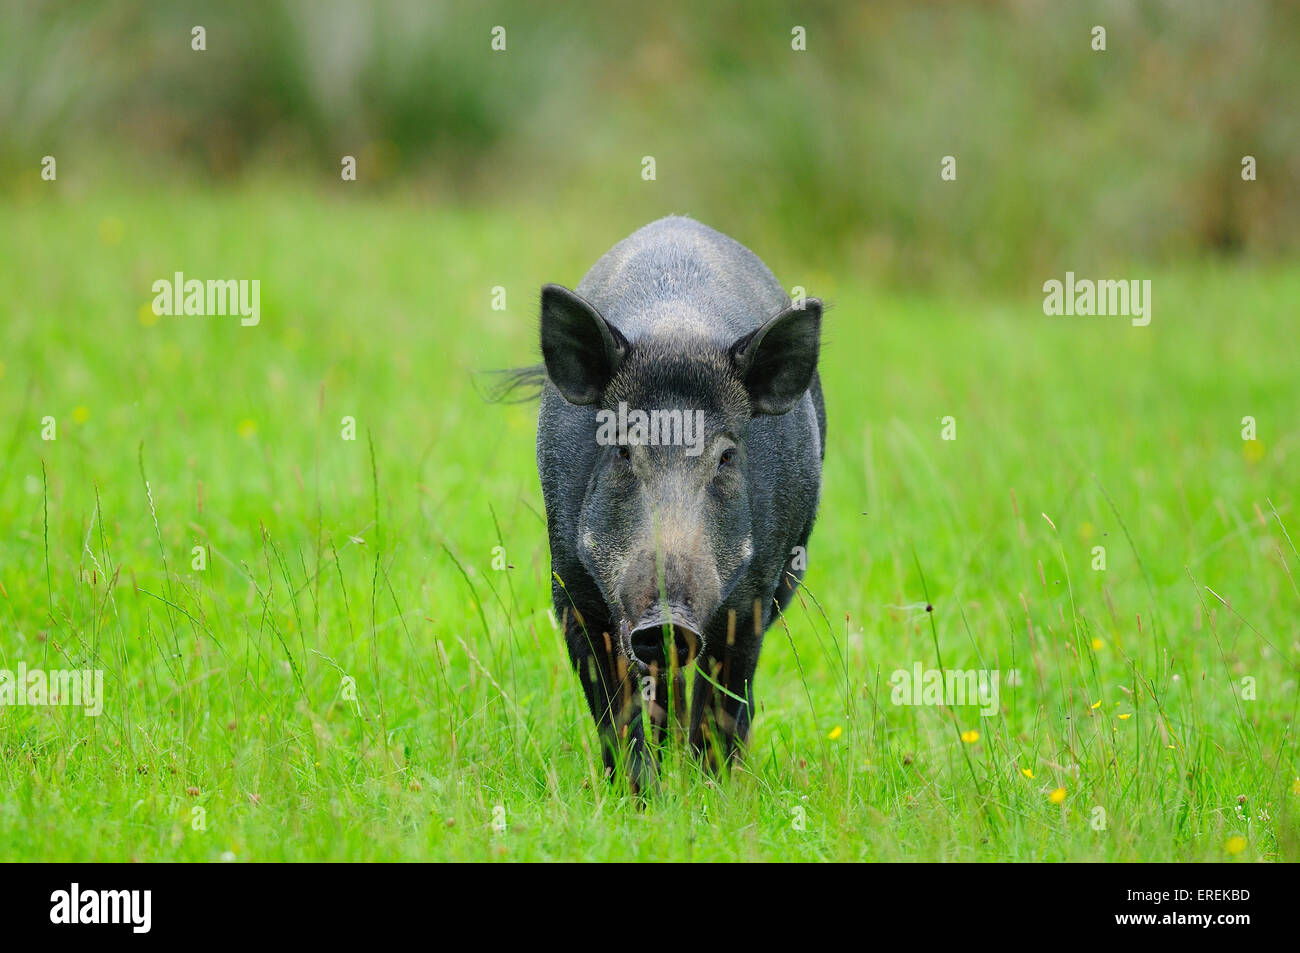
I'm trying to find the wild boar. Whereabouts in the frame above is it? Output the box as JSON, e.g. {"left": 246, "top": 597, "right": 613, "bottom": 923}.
{"left": 534, "top": 216, "right": 825, "bottom": 789}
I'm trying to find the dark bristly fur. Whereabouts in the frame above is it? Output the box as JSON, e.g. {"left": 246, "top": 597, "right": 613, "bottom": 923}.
{"left": 476, "top": 363, "right": 548, "bottom": 404}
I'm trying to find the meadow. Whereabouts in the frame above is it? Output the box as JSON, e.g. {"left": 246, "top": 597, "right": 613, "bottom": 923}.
{"left": 1, "top": 180, "right": 1296, "bottom": 861}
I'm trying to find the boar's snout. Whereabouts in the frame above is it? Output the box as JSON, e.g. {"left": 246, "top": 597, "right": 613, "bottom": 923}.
{"left": 619, "top": 547, "right": 718, "bottom": 668}
{"left": 628, "top": 608, "right": 701, "bottom": 669}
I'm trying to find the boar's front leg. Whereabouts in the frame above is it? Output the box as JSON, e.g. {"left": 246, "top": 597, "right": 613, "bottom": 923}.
{"left": 688, "top": 612, "right": 762, "bottom": 771}
{"left": 562, "top": 607, "right": 654, "bottom": 792}
{"left": 646, "top": 664, "right": 688, "bottom": 748}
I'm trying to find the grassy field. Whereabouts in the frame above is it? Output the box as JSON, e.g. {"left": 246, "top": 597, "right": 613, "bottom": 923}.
{"left": 1, "top": 180, "right": 1297, "bottom": 861}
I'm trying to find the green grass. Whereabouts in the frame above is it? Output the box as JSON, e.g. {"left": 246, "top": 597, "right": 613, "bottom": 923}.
{"left": 1, "top": 180, "right": 1297, "bottom": 861}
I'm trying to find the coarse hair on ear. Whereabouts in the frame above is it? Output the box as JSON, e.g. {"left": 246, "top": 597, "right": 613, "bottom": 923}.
{"left": 539, "top": 284, "right": 629, "bottom": 405}
{"left": 729, "top": 298, "right": 822, "bottom": 415}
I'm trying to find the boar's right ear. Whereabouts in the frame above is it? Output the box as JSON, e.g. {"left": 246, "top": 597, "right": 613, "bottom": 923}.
{"left": 730, "top": 299, "right": 822, "bottom": 416}
{"left": 540, "top": 284, "right": 629, "bottom": 406}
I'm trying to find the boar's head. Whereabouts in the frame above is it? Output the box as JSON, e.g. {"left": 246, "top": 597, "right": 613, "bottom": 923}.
{"left": 540, "top": 283, "right": 821, "bottom": 670}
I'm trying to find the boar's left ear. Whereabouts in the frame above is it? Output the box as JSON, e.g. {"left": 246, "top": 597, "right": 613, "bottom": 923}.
{"left": 540, "top": 284, "right": 629, "bottom": 405}
{"left": 730, "top": 299, "right": 822, "bottom": 416}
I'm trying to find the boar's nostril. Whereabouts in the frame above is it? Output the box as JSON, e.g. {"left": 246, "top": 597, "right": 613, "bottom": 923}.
{"left": 628, "top": 617, "right": 700, "bottom": 668}
{"left": 629, "top": 627, "right": 661, "bottom": 657}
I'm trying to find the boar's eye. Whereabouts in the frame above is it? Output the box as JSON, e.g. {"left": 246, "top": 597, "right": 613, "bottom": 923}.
{"left": 718, "top": 447, "right": 737, "bottom": 468}
{"left": 616, "top": 445, "right": 631, "bottom": 461}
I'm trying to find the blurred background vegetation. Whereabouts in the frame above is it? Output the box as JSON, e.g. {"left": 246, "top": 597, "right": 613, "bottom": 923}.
{"left": 2, "top": 0, "right": 1297, "bottom": 288}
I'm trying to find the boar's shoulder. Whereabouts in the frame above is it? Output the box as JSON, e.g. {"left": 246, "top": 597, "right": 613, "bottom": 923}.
{"left": 574, "top": 216, "right": 791, "bottom": 344}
